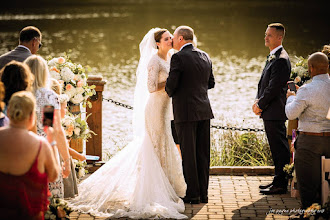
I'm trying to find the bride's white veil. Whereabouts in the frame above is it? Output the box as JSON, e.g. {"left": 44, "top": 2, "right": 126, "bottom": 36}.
{"left": 132, "top": 28, "right": 159, "bottom": 138}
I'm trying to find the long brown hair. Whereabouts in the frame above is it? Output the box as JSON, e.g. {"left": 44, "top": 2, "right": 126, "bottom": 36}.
{"left": 0, "top": 61, "right": 34, "bottom": 105}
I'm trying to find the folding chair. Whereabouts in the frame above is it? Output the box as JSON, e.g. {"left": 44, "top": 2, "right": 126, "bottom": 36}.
{"left": 321, "top": 156, "right": 330, "bottom": 206}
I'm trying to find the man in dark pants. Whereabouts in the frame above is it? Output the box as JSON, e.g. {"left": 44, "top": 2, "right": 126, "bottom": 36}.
{"left": 166, "top": 26, "right": 215, "bottom": 204}
{"left": 0, "top": 26, "right": 42, "bottom": 69}
{"left": 286, "top": 52, "right": 330, "bottom": 209}
{"left": 253, "top": 23, "right": 291, "bottom": 195}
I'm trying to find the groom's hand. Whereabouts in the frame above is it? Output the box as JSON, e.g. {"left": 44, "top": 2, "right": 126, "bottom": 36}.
{"left": 252, "top": 101, "right": 262, "bottom": 116}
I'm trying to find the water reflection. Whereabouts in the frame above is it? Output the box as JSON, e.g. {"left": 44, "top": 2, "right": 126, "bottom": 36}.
{"left": 0, "top": 0, "right": 328, "bottom": 156}
{"left": 0, "top": 12, "right": 128, "bottom": 20}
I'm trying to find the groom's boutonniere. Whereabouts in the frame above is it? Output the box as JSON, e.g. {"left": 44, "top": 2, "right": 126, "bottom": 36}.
{"left": 268, "top": 54, "right": 276, "bottom": 62}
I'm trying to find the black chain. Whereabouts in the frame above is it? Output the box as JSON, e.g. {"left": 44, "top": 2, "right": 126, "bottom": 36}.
{"left": 102, "top": 97, "right": 265, "bottom": 132}
{"left": 210, "top": 125, "right": 264, "bottom": 132}
{"left": 102, "top": 97, "right": 133, "bottom": 110}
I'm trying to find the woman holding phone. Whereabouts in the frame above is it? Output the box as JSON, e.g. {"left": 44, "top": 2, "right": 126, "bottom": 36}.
{"left": 24, "top": 55, "right": 71, "bottom": 199}
{"left": 0, "top": 91, "right": 60, "bottom": 219}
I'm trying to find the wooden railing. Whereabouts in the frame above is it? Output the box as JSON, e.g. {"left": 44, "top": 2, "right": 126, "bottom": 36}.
{"left": 86, "top": 75, "right": 106, "bottom": 162}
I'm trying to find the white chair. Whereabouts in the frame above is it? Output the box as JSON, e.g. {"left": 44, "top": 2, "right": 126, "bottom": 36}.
{"left": 321, "top": 156, "right": 330, "bottom": 206}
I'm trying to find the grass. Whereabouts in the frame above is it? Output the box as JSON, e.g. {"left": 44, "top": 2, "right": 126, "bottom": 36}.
{"left": 103, "top": 128, "right": 273, "bottom": 167}
{"left": 210, "top": 129, "right": 273, "bottom": 166}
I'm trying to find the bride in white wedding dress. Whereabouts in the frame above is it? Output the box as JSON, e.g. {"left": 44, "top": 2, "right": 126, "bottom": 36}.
{"left": 68, "top": 28, "right": 187, "bottom": 219}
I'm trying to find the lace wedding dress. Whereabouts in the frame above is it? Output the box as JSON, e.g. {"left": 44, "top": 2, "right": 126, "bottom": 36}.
{"left": 68, "top": 31, "right": 187, "bottom": 219}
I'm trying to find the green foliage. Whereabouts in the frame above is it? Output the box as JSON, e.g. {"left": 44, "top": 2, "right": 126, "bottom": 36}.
{"left": 211, "top": 130, "right": 273, "bottom": 166}
{"left": 45, "top": 197, "right": 72, "bottom": 220}
{"left": 283, "top": 163, "right": 294, "bottom": 179}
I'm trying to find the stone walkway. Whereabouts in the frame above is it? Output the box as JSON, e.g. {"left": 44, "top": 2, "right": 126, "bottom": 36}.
{"left": 68, "top": 175, "right": 301, "bottom": 220}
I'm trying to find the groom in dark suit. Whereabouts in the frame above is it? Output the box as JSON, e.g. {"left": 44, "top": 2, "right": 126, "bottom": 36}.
{"left": 253, "top": 23, "right": 291, "bottom": 195}
{"left": 166, "top": 26, "right": 215, "bottom": 204}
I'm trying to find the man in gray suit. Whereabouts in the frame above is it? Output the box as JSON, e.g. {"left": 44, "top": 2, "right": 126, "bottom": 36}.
{"left": 0, "top": 26, "right": 42, "bottom": 69}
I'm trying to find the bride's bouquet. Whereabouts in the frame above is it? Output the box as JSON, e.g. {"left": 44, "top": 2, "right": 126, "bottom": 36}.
{"left": 290, "top": 56, "right": 310, "bottom": 86}
{"left": 47, "top": 54, "right": 96, "bottom": 107}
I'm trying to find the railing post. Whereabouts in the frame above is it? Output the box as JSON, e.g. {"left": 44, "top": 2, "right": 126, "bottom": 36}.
{"left": 86, "top": 75, "right": 106, "bottom": 161}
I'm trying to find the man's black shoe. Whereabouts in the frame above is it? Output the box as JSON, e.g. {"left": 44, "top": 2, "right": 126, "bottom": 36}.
{"left": 182, "top": 197, "right": 200, "bottom": 204}
{"left": 200, "top": 196, "right": 208, "bottom": 203}
{"left": 259, "top": 182, "right": 273, "bottom": 189}
{"left": 260, "top": 185, "right": 287, "bottom": 195}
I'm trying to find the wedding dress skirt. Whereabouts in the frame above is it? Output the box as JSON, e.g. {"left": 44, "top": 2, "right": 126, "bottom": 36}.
{"left": 68, "top": 90, "right": 187, "bottom": 219}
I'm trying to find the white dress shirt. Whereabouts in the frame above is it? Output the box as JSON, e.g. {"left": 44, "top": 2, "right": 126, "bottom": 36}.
{"left": 179, "top": 43, "right": 193, "bottom": 51}
{"left": 285, "top": 74, "right": 330, "bottom": 132}
{"left": 269, "top": 45, "right": 283, "bottom": 55}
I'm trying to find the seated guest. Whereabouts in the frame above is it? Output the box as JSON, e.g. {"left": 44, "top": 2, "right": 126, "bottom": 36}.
{"left": 24, "top": 55, "right": 71, "bottom": 199}
{"left": 0, "top": 82, "right": 9, "bottom": 127}
{"left": 285, "top": 52, "right": 330, "bottom": 209}
{"left": 0, "top": 26, "right": 42, "bottom": 69}
{"left": 0, "top": 91, "right": 60, "bottom": 220}
{"left": 0, "top": 60, "right": 34, "bottom": 114}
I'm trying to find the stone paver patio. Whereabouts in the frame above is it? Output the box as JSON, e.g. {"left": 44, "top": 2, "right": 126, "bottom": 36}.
{"left": 68, "top": 175, "right": 301, "bottom": 220}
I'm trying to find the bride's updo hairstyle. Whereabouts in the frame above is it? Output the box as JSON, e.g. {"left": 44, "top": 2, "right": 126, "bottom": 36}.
{"left": 154, "top": 29, "right": 168, "bottom": 49}
{"left": 7, "top": 91, "right": 36, "bottom": 123}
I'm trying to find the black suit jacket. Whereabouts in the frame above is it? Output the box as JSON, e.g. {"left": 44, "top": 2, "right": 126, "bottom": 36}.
{"left": 166, "top": 44, "right": 215, "bottom": 123}
{"left": 0, "top": 46, "right": 32, "bottom": 69}
{"left": 257, "top": 47, "right": 291, "bottom": 120}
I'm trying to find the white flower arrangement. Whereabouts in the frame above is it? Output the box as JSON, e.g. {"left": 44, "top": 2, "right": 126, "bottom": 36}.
{"left": 47, "top": 54, "right": 96, "bottom": 107}
{"left": 61, "top": 112, "right": 95, "bottom": 140}
{"left": 290, "top": 56, "right": 310, "bottom": 86}
{"left": 45, "top": 197, "right": 72, "bottom": 219}
{"left": 73, "top": 159, "right": 88, "bottom": 180}
{"left": 58, "top": 94, "right": 69, "bottom": 104}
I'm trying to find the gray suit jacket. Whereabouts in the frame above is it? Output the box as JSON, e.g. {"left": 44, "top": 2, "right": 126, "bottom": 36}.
{"left": 0, "top": 46, "right": 32, "bottom": 69}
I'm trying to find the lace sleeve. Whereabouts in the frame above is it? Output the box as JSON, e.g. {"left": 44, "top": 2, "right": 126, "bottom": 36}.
{"left": 147, "top": 57, "right": 159, "bottom": 93}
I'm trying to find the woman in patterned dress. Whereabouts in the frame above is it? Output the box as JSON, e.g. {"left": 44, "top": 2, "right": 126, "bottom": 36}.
{"left": 25, "top": 55, "right": 71, "bottom": 198}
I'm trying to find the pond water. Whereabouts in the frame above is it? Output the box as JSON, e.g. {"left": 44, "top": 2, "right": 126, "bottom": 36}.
{"left": 0, "top": 0, "right": 328, "bottom": 158}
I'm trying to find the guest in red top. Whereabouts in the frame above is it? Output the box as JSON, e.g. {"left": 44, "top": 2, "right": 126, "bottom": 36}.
{"left": 0, "top": 91, "right": 60, "bottom": 220}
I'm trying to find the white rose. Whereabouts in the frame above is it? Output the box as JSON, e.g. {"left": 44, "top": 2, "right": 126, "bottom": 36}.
{"left": 49, "top": 70, "right": 61, "bottom": 80}
{"left": 78, "top": 168, "right": 85, "bottom": 178}
{"left": 61, "top": 67, "right": 75, "bottom": 82}
{"left": 65, "top": 87, "right": 76, "bottom": 98}
{"left": 59, "top": 94, "right": 69, "bottom": 103}
{"left": 48, "top": 58, "right": 57, "bottom": 67}
{"left": 294, "top": 66, "right": 306, "bottom": 77}
{"left": 71, "top": 93, "right": 84, "bottom": 104}
{"left": 76, "top": 87, "right": 85, "bottom": 95}
{"left": 67, "top": 62, "right": 75, "bottom": 69}
{"left": 76, "top": 74, "right": 82, "bottom": 81}
{"left": 294, "top": 76, "right": 301, "bottom": 83}
{"left": 62, "top": 116, "right": 74, "bottom": 127}
{"left": 74, "top": 127, "right": 81, "bottom": 135}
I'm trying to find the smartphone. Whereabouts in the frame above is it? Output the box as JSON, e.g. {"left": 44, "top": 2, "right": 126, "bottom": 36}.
{"left": 43, "top": 105, "right": 54, "bottom": 127}
{"left": 288, "top": 82, "right": 297, "bottom": 93}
